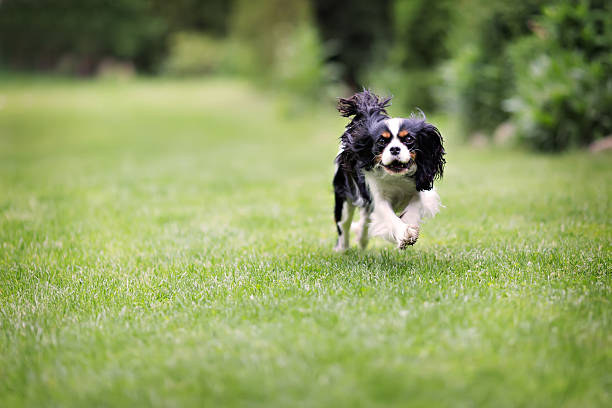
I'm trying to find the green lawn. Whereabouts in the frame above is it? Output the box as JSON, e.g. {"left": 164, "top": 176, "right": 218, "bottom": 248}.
{"left": 1, "top": 77, "right": 610, "bottom": 407}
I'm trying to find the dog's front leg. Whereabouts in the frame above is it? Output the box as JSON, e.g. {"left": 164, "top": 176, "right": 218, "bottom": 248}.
{"left": 371, "top": 201, "right": 416, "bottom": 250}
{"left": 398, "top": 199, "right": 423, "bottom": 249}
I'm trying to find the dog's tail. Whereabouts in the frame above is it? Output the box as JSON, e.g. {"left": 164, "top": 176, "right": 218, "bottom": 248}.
{"left": 337, "top": 90, "right": 391, "bottom": 122}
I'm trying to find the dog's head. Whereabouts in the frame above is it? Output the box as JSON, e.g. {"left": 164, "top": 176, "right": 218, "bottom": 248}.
{"left": 339, "top": 91, "right": 445, "bottom": 191}
{"left": 370, "top": 115, "right": 445, "bottom": 190}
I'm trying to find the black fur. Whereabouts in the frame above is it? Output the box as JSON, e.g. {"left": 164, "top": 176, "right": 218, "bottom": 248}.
{"left": 333, "top": 90, "right": 391, "bottom": 220}
{"left": 408, "top": 118, "right": 446, "bottom": 191}
{"left": 333, "top": 90, "right": 445, "bottom": 229}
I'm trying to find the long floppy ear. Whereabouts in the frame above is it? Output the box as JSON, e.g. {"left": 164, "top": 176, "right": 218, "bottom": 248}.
{"left": 415, "top": 123, "right": 445, "bottom": 191}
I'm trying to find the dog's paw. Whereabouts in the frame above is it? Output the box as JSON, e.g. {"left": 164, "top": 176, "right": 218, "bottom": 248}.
{"left": 398, "top": 225, "right": 419, "bottom": 250}
{"left": 334, "top": 240, "right": 349, "bottom": 253}
{"left": 334, "top": 245, "right": 347, "bottom": 253}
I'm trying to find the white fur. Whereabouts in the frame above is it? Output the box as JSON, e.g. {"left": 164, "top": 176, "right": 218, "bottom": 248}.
{"left": 386, "top": 118, "right": 402, "bottom": 136}
{"left": 415, "top": 189, "right": 442, "bottom": 219}
{"left": 381, "top": 136, "right": 411, "bottom": 166}
{"left": 365, "top": 170, "right": 440, "bottom": 248}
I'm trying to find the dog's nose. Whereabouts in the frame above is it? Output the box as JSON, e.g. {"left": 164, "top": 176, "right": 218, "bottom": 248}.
{"left": 390, "top": 146, "right": 401, "bottom": 156}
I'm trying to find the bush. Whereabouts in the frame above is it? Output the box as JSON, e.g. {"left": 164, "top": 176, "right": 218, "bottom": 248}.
{"left": 363, "top": 66, "right": 439, "bottom": 113}
{"left": 226, "top": 0, "right": 336, "bottom": 99}
{"left": 439, "top": 0, "right": 547, "bottom": 135}
{"left": 362, "top": 0, "right": 452, "bottom": 111}
{"left": 162, "top": 32, "right": 226, "bottom": 76}
{"left": 274, "top": 23, "right": 337, "bottom": 98}
{"left": 312, "top": 0, "right": 393, "bottom": 90}
{"left": 0, "top": 0, "right": 169, "bottom": 74}
{"left": 438, "top": 45, "right": 510, "bottom": 134}
{"left": 159, "top": 1, "right": 336, "bottom": 102}
{"left": 505, "top": 0, "right": 612, "bottom": 150}
{"left": 228, "top": 0, "right": 311, "bottom": 77}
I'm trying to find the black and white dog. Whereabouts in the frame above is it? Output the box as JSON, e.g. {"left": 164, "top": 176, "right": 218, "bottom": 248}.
{"left": 333, "top": 90, "right": 445, "bottom": 251}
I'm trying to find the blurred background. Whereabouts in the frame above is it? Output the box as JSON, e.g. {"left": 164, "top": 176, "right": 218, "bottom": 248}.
{"left": 0, "top": 0, "right": 611, "bottom": 151}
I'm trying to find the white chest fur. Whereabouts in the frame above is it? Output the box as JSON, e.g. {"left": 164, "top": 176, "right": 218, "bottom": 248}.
{"left": 365, "top": 171, "right": 418, "bottom": 213}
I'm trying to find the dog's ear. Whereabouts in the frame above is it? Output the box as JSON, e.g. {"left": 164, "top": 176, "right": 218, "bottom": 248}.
{"left": 415, "top": 123, "right": 445, "bottom": 191}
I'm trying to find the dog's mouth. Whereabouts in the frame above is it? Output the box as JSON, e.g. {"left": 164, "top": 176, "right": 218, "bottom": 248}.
{"left": 382, "top": 160, "right": 411, "bottom": 174}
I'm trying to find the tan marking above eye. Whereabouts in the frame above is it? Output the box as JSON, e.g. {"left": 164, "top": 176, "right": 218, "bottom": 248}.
{"left": 398, "top": 130, "right": 409, "bottom": 138}
{"left": 381, "top": 131, "right": 391, "bottom": 139}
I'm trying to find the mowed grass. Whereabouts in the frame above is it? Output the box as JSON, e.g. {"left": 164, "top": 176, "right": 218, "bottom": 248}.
{"left": 0, "top": 77, "right": 610, "bottom": 407}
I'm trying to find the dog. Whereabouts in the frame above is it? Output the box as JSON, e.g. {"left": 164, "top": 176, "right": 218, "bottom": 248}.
{"left": 333, "top": 90, "right": 445, "bottom": 251}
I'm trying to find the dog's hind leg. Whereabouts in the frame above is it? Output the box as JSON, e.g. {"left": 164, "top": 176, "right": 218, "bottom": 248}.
{"left": 334, "top": 197, "right": 355, "bottom": 252}
{"left": 354, "top": 207, "right": 370, "bottom": 249}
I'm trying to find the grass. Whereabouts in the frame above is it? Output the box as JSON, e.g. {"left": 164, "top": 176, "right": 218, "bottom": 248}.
{"left": 0, "top": 77, "right": 610, "bottom": 407}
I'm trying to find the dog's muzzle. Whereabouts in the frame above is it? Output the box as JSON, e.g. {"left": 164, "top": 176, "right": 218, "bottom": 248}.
{"left": 381, "top": 159, "right": 414, "bottom": 175}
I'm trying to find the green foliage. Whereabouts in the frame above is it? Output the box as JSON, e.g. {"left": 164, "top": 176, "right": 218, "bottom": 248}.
{"left": 439, "top": 0, "right": 547, "bottom": 134}
{"left": 312, "top": 0, "right": 393, "bottom": 89}
{"left": 540, "top": 0, "right": 611, "bottom": 59}
{"left": 0, "top": 0, "right": 169, "bottom": 73}
{"left": 439, "top": 45, "right": 510, "bottom": 133}
{"left": 2, "top": 0, "right": 610, "bottom": 151}
{"left": 274, "top": 23, "right": 337, "bottom": 98}
{"left": 228, "top": 0, "right": 311, "bottom": 76}
{"left": 363, "top": 66, "right": 439, "bottom": 113}
{"left": 506, "top": 0, "right": 612, "bottom": 150}
{"left": 364, "top": 0, "right": 453, "bottom": 111}
{"left": 0, "top": 0, "right": 233, "bottom": 74}
{"left": 227, "top": 0, "right": 335, "bottom": 99}
{"left": 162, "top": 32, "right": 227, "bottom": 76}
{"left": 152, "top": 0, "right": 232, "bottom": 36}
{"left": 392, "top": 0, "right": 452, "bottom": 68}
{"left": 440, "top": 0, "right": 612, "bottom": 151}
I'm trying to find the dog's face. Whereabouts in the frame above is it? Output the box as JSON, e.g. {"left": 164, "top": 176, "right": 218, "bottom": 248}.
{"left": 337, "top": 91, "right": 445, "bottom": 192}
{"left": 371, "top": 118, "right": 418, "bottom": 176}
{"left": 366, "top": 116, "right": 445, "bottom": 190}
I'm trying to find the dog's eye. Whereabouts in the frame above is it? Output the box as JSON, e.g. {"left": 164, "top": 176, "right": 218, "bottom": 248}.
{"left": 399, "top": 130, "right": 414, "bottom": 144}
{"left": 398, "top": 130, "right": 414, "bottom": 141}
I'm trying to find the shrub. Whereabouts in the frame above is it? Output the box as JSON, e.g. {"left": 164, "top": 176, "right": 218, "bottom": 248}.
{"left": 362, "top": 0, "right": 453, "bottom": 111}
{"left": 363, "top": 66, "right": 439, "bottom": 113}
{"left": 312, "top": 0, "right": 393, "bottom": 89}
{"left": 274, "top": 23, "right": 337, "bottom": 98}
{"left": 227, "top": 0, "right": 335, "bottom": 99}
{"left": 505, "top": 0, "right": 612, "bottom": 150}
{"left": 439, "top": 0, "right": 547, "bottom": 135}
{"left": 228, "top": 0, "right": 311, "bottom": 77}
{"left": 0, "top": 0, "right": 169, "bottom": 74}
{"left": 438, "top": 45, "right": 510, "bottom": 134}
{"left": 162, "top": 32, "right": 226, "bottom": 76}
